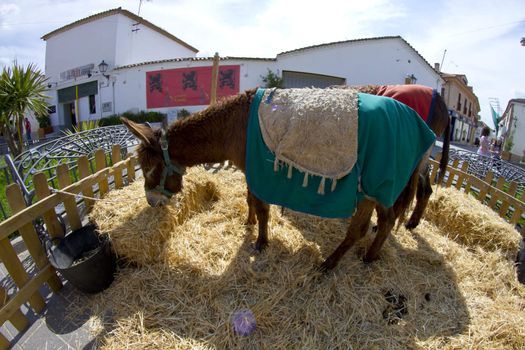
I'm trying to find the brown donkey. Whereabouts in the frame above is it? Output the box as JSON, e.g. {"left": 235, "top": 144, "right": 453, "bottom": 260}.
{"left": 122, "top": 88, "right": 433, "bottom": 271}
{"left": 351, "top": 84, "right": 451, "bottom": 230}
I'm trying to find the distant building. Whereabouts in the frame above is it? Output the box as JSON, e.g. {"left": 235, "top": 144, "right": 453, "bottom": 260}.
{"left": 439, "top": 71, "right": 480, "bottom": 145}
{"left": 500, "top": 99, "right": 525, "bottom": 163}
{"left": 42, "top": 8, "right": 444, "bottom": 131}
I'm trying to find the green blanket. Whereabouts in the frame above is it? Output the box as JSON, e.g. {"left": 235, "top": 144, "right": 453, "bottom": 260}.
{"left": 245, "top": 88, "right": 436, "bottom": 218}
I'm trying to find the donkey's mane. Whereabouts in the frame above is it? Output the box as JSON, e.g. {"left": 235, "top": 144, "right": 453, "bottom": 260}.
{"left": 167, "top": 88, "right": 256, "bottom": 135}
{"left": 162, "top": 88, "right": 257, "bottom": 167}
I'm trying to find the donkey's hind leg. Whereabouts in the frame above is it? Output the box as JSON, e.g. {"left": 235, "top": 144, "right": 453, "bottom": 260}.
{"left": 247, "top": 190, "right": 270, "bottom": 251}
{"left": 245, "top": 188, "right": 257, "bottom": 225}
{"left": 363, "top": 206, "right": 396, "bottom": 263}
{"left": 320, "top": 199, "right": 375, "bottom": 271}
{"left": 405, "top": 172, "right": 432, "bottom": 230}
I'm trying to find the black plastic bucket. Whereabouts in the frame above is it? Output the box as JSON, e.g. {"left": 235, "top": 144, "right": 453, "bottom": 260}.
{"left": 47, "top": 223, "right": 116, "bottom": 293}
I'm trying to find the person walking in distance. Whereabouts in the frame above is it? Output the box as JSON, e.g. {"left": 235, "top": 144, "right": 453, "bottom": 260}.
{"left": 477, "top": 126, "right": 491, "bottom": 157}
{"left": 24, "top": 117, "right": 32, "bottom": 141}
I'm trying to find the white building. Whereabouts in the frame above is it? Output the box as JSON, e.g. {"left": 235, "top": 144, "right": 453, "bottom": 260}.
{"left": 42, "top": 8, "right": 444, "bottom": 131}
{"left": 500, "top": 99, "right": 525, "bottom": 163}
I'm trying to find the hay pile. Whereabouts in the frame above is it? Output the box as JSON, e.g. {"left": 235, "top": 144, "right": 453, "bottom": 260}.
{"left": 424, "top": 187, "right": 520, "bottom": 255}
{"left": 87, "top": 167, "right": 525, "bottom": 349}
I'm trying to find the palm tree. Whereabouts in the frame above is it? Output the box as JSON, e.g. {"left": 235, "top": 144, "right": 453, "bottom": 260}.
{"left": 0, "top": 62, "right": 49, "bottom": 156}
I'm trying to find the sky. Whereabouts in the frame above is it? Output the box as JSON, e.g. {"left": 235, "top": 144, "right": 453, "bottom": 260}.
{"left": 1, "top": 0, "right": 524, "bottom": 127}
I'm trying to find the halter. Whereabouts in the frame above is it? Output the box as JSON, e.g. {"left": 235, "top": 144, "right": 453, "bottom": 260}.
{"left": 153, "top": 133, "right": 186, "bottom": 198}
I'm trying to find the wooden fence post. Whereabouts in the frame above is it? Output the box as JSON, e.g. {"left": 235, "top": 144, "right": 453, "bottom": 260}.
{"left": 57, "top": 164, "right": 82, "bottom": 231}
{"left": 0, "top": 332, "right": 8, "bottom": 350}
{"left": 77, "top": 156, "right": 94, "bottom": 211}
{"left": 445, "top": 159, "right": 459, "bottom": 187}
{"left": 477, "top": 171, "right": 494, "bottom": 203}
{"left": 499, "top": 182, "right": 518, "bottom": 218}
{"left": 429, "top": 154, "right": 441, "bottom": 185}
{"left": 510, "top": 207, "right": 524, "bottom": 227}
{"left": 487, "top": 176, "right": 506, "bottom": 209}
{"left": 33, "top": 173, "right": 64, "bottom": 239}
{"left": 127, "top": 155, "right": 136, "bottom": 183}
{"left": 95, "top": 149, "right": 109, "bottom": 198}
{"left": 0, "top": 238, "right": 45, "bottom": 313}
{"left": 0, "top": 286, "right": 28, "bottom": 333}
{"left": 112, "top": 145, "right": 123, "bottom": 189}
{"left": 6, "top": 184, "right": 62, "bottom": 292}
{"left": 455, "top": 162, "right": 469, "bottom": 190}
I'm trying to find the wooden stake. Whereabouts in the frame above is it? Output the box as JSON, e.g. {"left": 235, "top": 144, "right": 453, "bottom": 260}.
{"left": 210, "top": 52, "right": 219, "bottom": 105}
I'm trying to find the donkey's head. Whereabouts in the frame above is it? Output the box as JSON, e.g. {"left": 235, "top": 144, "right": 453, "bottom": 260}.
{"left": 122, "top": 118, "right": 185, "bottom": 207}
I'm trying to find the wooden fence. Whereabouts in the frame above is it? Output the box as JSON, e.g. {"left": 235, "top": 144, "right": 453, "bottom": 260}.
{"left": 0, "top": 145, "right": 136, "bottom": 349}
{"left": 0, "top": 147, "right": 523, "bottom": 348}
{"left": 429, "top": 155, "right": 525, "bottom": 237}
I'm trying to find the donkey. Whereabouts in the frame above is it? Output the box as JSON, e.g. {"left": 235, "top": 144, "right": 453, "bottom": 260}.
{"left": 350, "top": 84, "right": 451, "bottom": 230}
{"left": 122, "top": 87, "right": 434, "bottom": 271}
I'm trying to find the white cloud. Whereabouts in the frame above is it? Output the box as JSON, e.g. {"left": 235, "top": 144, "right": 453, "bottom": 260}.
{"left": 2, "top": 0, "right": 524, "bottom": 129}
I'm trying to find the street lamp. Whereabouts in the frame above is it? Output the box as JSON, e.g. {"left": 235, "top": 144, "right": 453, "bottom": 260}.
{"left": 98, "top": 60, "right": 110, "bottom": 80}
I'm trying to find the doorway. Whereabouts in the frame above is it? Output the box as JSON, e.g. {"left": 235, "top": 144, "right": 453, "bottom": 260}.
{"left": 63, "top": 102, "right": 77, "bottom": 130}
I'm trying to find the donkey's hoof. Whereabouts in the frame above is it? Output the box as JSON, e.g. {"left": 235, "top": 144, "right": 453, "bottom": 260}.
{"left": 319, "top": 260, "right": 336, "bottom": 273}
{"left": 371, "top": 225, "right": 378, "bottom": 233}
{"left": 245, "top": 217, "right": 257, "bottom": 225}
{"left": 363, "top": 254, "right": 379, "bottom": 264}
{"left": 405, "top": 219, "right": 419, "bottom": 230}
{"left": 254, "top": 240, "right": 268, "bottom": 252}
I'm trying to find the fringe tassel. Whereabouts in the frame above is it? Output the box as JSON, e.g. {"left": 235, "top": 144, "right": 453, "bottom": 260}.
{"left": 287, "top": 164, "right": 293, "bottom": 179}
{"left": 302, "top": 173, "right": 309, "bottom": 187}
{"left": 274, "top": 158, "right": 279, "bottom": 172}
{"left": 331, "top": 178, "right": 337, "bottom": 192}
{"left": 317, "top": 177, "right": 326, "bottom": 195}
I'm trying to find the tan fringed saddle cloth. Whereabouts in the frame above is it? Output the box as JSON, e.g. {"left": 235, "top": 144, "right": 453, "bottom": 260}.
{"left": 258, "top": 88, "right": 359, "bottom": 193}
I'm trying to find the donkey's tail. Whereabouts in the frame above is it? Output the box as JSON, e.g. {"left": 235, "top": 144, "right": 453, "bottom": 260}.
{"left": 436, "top": 117, "right": 451, "bottom": 185}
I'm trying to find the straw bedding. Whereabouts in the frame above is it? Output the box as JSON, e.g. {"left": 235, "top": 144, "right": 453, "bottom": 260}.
{"left": 86, "top": 167, "right": 525, "bottom": 349}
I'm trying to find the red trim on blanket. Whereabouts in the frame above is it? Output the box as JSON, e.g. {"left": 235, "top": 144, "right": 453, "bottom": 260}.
{"left": 375, "top": 85, "right": 433, "bottom": 121}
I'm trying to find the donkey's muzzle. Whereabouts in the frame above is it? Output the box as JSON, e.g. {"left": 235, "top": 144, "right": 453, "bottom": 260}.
{"left": 146, "top": 190, "right": 170, "bottom": 207}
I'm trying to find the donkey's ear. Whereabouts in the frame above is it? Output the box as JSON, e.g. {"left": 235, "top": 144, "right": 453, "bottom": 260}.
{"left": 121, "top": 118, "right": 154, "bottom": 146}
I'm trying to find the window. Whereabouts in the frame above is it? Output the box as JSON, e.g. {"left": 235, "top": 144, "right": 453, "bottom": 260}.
{"left": 89, "top": 95, "right": 96, "bottom": 114}
{"left": 463, "top": 98, "right": 467, "bottom": 114}
{"left": 102, "top": 102, "right": 112, "bottom": 112}
{"left": 457, "top": 93, "right": 462, "bottom": 111}
{"left": 441, "top": 87, "right": 445, "bottom": 97}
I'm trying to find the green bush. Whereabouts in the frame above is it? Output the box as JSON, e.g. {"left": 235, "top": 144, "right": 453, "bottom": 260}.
{"left": 261, "top": 69, "right": 283, "bottom": 88}
{"left": 99, "top": 111, "right": 166, "bottom": 127}
{"left": 36, "top": 114, "right": 51, "bottom": 128}
{"left": 177, "top": 108, "right": 191, "bottom": 119}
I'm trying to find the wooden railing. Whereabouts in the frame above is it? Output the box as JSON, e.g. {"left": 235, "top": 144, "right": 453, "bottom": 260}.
{"left": 429, "top": 155, "right": 525, "bottom": 237}
{"left": 0, "top": 145, "right": 136, "bottom": 349}
{"left": 0, "top": 148, "right": 523, "bottom": 348}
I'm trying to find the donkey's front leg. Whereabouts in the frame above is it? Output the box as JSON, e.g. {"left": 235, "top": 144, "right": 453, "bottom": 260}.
{"left": 320, "top": 199, "right": 375, "bottom": 271}
{"left": 247, "top": 190, "right": 270, "bottom": 251}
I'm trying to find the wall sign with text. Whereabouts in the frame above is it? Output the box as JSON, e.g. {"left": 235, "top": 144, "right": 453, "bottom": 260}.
{"left": 146, "top": 65, "right": 240, "bottom": 108}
